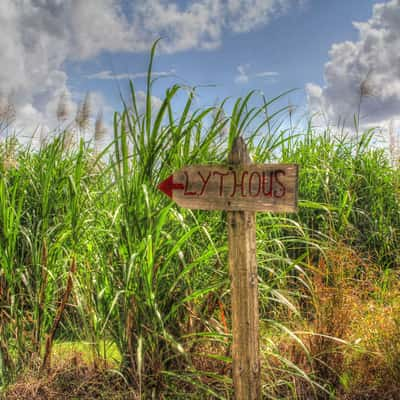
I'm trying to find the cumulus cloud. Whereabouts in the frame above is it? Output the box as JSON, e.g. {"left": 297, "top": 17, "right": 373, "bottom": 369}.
{"left": 307, "top": 0, "right": 400, "bottom": 132}
{"left": 0, "top": 0, "right": 300, "bottom": 138}
{"left": 226, "top": 0, "right": 294, "bottom": 33}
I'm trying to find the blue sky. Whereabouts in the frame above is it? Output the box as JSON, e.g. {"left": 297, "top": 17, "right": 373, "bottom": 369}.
{"left": 1, "top": 0, "right": 399, "bottom": 142}
{"left": 73, "top": 0, "right": 376, "bottom": 104}
{"left": 69, "top": 0, "right": 377, "bottom": 115}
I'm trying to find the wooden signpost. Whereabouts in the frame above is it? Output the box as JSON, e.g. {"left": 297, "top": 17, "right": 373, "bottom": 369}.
{"left": 158, "top": 137, "right": 298, "bottom": 399}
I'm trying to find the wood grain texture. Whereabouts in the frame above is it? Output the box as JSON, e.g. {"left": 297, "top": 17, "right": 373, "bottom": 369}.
{"left": 171, "top": 164, "right": 298, "bottom": 212}
{"left": 227, "top": 137, "right": 260, "bottom": 399}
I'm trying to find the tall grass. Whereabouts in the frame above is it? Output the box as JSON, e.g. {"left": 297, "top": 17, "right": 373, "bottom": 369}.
{"left": 0, "top": 42, "right": 399, "bottom": 399}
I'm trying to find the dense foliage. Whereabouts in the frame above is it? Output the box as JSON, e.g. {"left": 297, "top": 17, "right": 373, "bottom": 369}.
{"left": 1, "top": 45, "right": 399, "bottom": 399}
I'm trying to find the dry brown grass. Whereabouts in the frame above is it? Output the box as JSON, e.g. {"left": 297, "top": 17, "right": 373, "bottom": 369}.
{"left": 269, "top": 243, "right": 400, "bottom": 399}
{"left": 2, "top": 353, "right": 136, "bottom": 400}
{"left": 340, "top": 270, "right": 400, "bottom": 399}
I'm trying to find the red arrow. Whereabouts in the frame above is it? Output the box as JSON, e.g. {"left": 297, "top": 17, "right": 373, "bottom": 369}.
{"left": 157, "top": 175, "right": 184, "bottom": 199}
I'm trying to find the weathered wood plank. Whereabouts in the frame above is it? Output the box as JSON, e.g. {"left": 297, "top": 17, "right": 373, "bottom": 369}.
{"left": 227, "top": 137, "right": 260, "bottom": 399}
{"left": 159, "top": 164, "right": 298, "bottom": 212}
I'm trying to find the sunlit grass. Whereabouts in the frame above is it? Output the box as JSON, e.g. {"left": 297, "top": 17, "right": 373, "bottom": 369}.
{"left": 53, "top": 340, "right": 122, "bottom": 365}
{"left": 0, "top": 42, "right": 399, "bottom": 399}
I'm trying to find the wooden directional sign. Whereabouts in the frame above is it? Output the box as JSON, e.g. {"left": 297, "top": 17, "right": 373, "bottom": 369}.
{"left": 158, "top": 164, "right": 298, "bottom": 212}
{"left": 157, "top": 139, "right": 299, "bottom": 400}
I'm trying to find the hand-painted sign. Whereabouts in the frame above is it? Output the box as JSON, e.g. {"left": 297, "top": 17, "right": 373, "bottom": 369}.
{"left": 157, "top": 138, "right": 299, "bottom": 400}
{"left": 158, "top": 164, "right": 298, "bottom": 212}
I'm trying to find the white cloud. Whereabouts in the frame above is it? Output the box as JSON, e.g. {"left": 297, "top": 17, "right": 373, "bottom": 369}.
{"left": 0, "top": 0, "right": 300, "bottom": 138}
{"left": 235, "top": 64, "right": 279, "bottom": 84}
{"left": 128, "top": 0, "right": 302, "bottom": 53}
{"left": 235, "top": 64, "right": 250, "bottom": 84}
{"left": 134, "top": 91, "right": 163, "bottom": 114}
{"left": 87, "top": 69, "right": 176, "bottom": 80}
{"left": 306, "top": 0, "right": 400, "bottom": 132}
{"left": 255, "top": 71, "right": 279, "bottom": 78}
{"left": 226, "top": 0, "right": 294, "bottom": 33}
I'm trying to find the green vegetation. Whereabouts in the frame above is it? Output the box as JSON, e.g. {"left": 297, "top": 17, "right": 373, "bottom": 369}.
{"left": 1, "top": 43, "right": 400, "bottom": 399}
